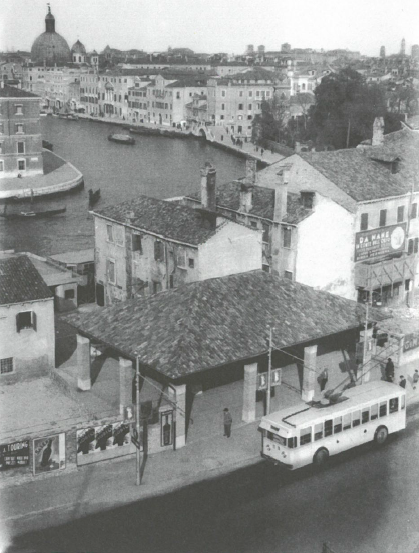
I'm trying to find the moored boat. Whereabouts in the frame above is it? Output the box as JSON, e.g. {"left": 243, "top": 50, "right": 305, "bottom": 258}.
{"left": 0, "top": 207, "right": 67, "bottom": 219}
{"left": 108, "top": 134, "right": 135, "bottom": 145}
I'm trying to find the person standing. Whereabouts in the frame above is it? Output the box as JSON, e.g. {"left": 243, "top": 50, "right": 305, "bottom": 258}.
{"left": 413, "top": 369, "right": 419, "bottom": 390}
{"left": 318, "top": 369, "right": 329, "bottom": 392}
{"left": 223, "top": 408, "right": 232, "bottom": 438}
{"left": 399, "top": 375, "right": 407, "bottom": 389}
{"left": 385, "top": 358, "right": 395, "bottom": 382}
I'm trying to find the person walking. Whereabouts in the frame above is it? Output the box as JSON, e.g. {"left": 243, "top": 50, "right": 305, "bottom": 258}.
{"left": 223, "top": 408, "right": 232, "bottom": 438}
{"left": 399, "top": 375, "right": 407, "bottom": 389}
{"left": 318, "top": 368, "right": 329, "bottom": 392}
{"left": 385, "top": 358, "right": 395, "bottom": 383}
{"left": 413, "top": 369, "right": 419, "bottom": 390}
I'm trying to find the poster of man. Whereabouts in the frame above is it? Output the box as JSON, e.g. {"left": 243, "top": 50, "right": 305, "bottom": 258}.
{"left": 33, "top": 434, "right": 66, "bottom": 476}
{"left": 76, "top": 422, "right": 132, "bottom": 465}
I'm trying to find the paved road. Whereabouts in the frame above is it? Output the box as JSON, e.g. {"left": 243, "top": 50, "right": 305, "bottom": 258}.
{"left": 4, "top": 417, "right": 419, "bottom": 553}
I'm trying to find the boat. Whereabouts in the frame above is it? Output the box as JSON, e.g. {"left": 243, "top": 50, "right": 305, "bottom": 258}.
{"left": 67, "top": 113, "right": 79, "bottom": 121}
{"left": 0, "top": 207, "right": 67, "bottom": 219}
{"left": 42, "top": 140, "right": 53, "bottom": 151}
{"left": 88, "top": 188, "right": 101, "bottom": 208}
{"left": 40, "top": 111, "right": 48, "bottom": 117}
{"left": 108, "top": 134, "right": 135, "bottom": 145}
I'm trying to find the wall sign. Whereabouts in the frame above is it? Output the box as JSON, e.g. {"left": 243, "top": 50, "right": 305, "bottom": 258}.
{"left": 0, "top": 440, "right": 29, "bottom": 471}
{"left": 355, "top": 223, "right": 406, "bottom": 262}
{"left": 33, "top": 434, "right": 66, "bottom": 475}
{"left": 403, "top": 332, "right": 419, "bottom": 352}
{"left": 76, "top": 422, "right": 132, "bottom": 464}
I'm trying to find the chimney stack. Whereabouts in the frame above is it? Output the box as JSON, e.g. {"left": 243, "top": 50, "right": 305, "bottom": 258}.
{"left": 244, "top": 157, "right": 257, "bottom": 185}
{"left": 240, "top": 182, "right": 253, "bottom": 213}
{"left": 273, "top": 166, "right": 290, "bottom": 222}
{"left": 126, "top": 210, "right": 136, "bottom": 224}
{"left": 200, "top": 162, "right": 216, "bottom": 211}
{"left": 372, "top": 117, "right": 384, "bottom": 146}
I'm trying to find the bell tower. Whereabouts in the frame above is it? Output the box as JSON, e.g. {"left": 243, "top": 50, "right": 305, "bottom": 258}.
{"left": 45, "top": 4, "right": 55, "bottom": 33}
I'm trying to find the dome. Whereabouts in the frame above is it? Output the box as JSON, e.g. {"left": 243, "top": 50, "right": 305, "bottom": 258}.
{"left": 31, "top": 7, "right": 71, "bottom": 65}
{"left": 71, "top": 40, "right": 86, "bottom": 55}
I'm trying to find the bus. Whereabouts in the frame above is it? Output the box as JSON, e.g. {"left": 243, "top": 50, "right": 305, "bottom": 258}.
{"left": 258, "top": 381, "right": 406, "bottom": 469}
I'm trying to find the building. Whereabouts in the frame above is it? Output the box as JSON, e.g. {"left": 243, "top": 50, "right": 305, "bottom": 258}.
{"left": 127, "top": 78, "right": 152, "bottom": 122}
{"left": 0, "top": 255, "right": 55, "bottom": 383}
{"left": 97, "top": 71, "right": 136, "bottom": 118}
{"left": 92, "top": 165, "right": 262, "bottom": 306}
{"left": 71, "top": 40, "right": 87, "bottom": 64}
{"left": 0, "top": 83, "right": 43, "bottom": 178}
{"left": 380, "top": 46, "right": 386, "bottom": 59}
{"left": 79, "top": 70, "right": 99, "bottom": 115}
{"left": 30, "top": 6, "right": 71, "bottom": 66}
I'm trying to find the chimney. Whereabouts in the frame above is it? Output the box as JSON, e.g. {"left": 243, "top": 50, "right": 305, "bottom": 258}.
{"left": 295, "top": 141, "right": 301, "bottom": 153}
{"left": 125, "top": 210, "right": 135, "bottom": 224}
{"left": 239, "top": 182, "right": 253, "bottom": 213}
{"left": 244, "top": 157, "right": 257, "bottom": 185}
{"left": 273, "top": 166, "right": 290, "bottom": 222}
{"left": 200, "top": 162, "right": 216, "bottom": 211}
{"left": 372, "top": 117, "right": 384, "bottom": 146}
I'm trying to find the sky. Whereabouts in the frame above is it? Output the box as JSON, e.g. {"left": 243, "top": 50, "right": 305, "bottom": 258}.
{"left": 1, "top": 0, "right": 419, "bottom": 57}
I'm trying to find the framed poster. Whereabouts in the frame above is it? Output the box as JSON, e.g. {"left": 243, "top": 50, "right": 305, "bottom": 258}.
{"left": 76, "top": 422, "right": 132, "bottom": 465}
{"left": 33, "top": 434, "right": 66, "bottom": 475}
{"left": 0, "top": 440, "right": 29, "bottom": 471}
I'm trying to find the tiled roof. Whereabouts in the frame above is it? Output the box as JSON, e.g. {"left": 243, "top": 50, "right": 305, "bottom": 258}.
{"left": 93, "top": 195, "right": 217, "bottom": 246}
{"left": 0, "top": 85, "right": 39, "bottom": 98}
{"left": 65, "top": 270, "right": 384, "bottom": 380}
{"left": 0, "top": 255, "right": 53, "bottom": 306}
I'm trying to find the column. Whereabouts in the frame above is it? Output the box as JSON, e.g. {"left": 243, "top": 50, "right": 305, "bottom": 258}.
{"left": 169, "top": 384, "right": 187, "bottom": 449}
{"left": 359, "top": 329, "right": 374, "bottom": 383}
{"left": 242, "top": 362, "right": 258, "bottom": 422}
{"left": 119, "top": 357, "right": 134, "bottom": 416}
{"left": 77, "top": 334, "right": 91, "bottom": 391}
{"left": 302, "top": 345, "right": 317, "bottom": 402}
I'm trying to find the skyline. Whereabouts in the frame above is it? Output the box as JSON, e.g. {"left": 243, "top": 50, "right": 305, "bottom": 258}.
{"left": 1, "top": 0, "right": 419, "bottom": 57}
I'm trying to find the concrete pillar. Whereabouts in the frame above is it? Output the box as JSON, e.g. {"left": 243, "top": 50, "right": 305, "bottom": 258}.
{"left": 360, "top": 329, "right": 374, "bottom": 383}
{"left": 77, "top": 334, "right": 91, "bottom": 391}
{"left": 119, "top": 357, "right": 134, "bottom": 416}
{"left": 242, "top": 362, "right": 258, "bottom": 422}
{"left": 302, "top": 345, "right": 317, "bottom": 401}
{"left": 169, "top": 384, "right": 187, "bottom": 449}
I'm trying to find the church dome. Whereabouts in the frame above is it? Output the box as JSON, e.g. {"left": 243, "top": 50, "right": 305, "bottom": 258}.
{"left": 31, "top": 6, "right": 71, "bottom": 65}
{"left": 71, "top": 40, "right": 86, "bottom": 55}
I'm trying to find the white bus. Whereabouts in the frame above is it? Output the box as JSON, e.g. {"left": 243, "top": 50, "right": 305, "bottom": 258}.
{"left": 259, "top": 381, "right": 406, "bottom": 470}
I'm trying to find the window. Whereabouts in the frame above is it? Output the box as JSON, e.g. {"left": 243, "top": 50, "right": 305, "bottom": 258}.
{"left": 221, "top": 90, "right": 226, "bottom": 97}
{"left": 300, "top": 427, "right": 312, "bottom": 445}
{"left": 379, "top": 401, "right": 387, "bottom": 417}
{"left": 352, "top": 410, "right": 361, "bottom": 427}
{"left": 239, "top": 91, "right": 243, "bottom": 97}
{"left": 389, "top": 397, "right": 399, "bottom": 413}
{"left": 397, "top": 206, "right": 404, "bottom": 223}
{"left": 169, "top": 274, "right": 174, "bottom": 289}
{"left": 288, "top": 436, "right": 297, "bottom": 448}
{"left": 284, "top": 271, "right": 293, "bottom": 279}
{"left": 411, "top": 203, "right": 418, "bottom": 219}
{"left": 0, "top": 161, "right": 3, "bottom": 172}
{"left": 16, "top": 311, "right": 36, "bottom": 332}
{"left": 360, "top": 213, "right": 368, "bottom": 231}
{"left": 379, "top": 209, "right": 387, "bottom": 227}
{"left": 248, "top": 104, "right": 252, "bottom": 110}
{"left": 154, "top": 240, "right": 165, "bottom": 261}
{"left": 283, "top": 227, "right": 292, "bottom": 248}
{"left": 361, "top": 408, "right": 370, "bottom": 424}
{"left": 334, "top": 416, "right": 342, "bottom": 434}
{"left": 15, "top": 123, "right": 23, "bottom": 133}
{"left": 132, "top": 234, "right": 142, "bottom": 254}
{"left": 15, "top": 104, "right": 23, "bottom": 115}
{"left": 221, "top": 103, "right": 225, "bottom": 110}
{"left": 314, "top": 422, "right": 323, "bottom": 441}
{"left": 106, "top": 224, "right": 113, "bottom": 242}
{"left": 1, "top": 358, "right": 14, "bottom": 374}
{"left": 176, "top": 248, "right": 186, "bottom": 268}
{"left": 250, "top": 221, "right": 257, "bottom": 228}
{"left": 107, "top": 259, "right": 115, "bottom": 284}
{"left": 18, "top": 159, "right": 25, "bottom": 171}
{"left": 415, "top": 238, "right": 419, "bottom": 254}
{"left": 114, "top": 226, "right": 124, "bottom": 246}
{"left": 238, "top": 104, "right": 243, "bottom": 110}
{"left": 324, "top": 419, "right": 333, "bottom": 437}
{"left": 152, "top": 281, "right": 162, "bottom": 294}
{"left": 65, "top": 289, "right": 75, "bottom": 300}
{"left": 343, "top": 413, "right": 351, "bottom": 430}
{"left": 188, "top": 258, "right": 195, "bottom": 269}
{"left": 371, "top": 404, "right": 378, "bottom": 420}
{"left": 262, "top": 223, "right": 269, "bottom": 243}
{"left": 408, "top": 239, "right": 414, "bottom": 255}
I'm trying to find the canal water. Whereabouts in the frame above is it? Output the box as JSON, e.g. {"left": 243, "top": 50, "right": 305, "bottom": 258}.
{"left": 0, "top": 117, "right": 245, "bottom": 256}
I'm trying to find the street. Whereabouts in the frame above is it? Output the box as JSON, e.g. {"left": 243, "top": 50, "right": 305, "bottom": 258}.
{"left": 4, "top": 417, "right": 419, "bottom": 553}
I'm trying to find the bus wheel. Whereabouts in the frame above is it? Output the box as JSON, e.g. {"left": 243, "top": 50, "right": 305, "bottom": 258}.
{"left": 375, "top": 426, "right": 388, "bottom": 445}
{"left": 313, "top": 448, "right": 329, "bottom": 466}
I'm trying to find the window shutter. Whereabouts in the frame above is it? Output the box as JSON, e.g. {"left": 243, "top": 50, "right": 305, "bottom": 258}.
{"left": 32, "top": 311, "right": 37, "bottom": 332}
{"left": 16, "top": 314, "right": 21, "bottom": 333}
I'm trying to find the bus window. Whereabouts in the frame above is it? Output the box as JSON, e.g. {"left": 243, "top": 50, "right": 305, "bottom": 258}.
{"left": 268, "top": 431, "right": 286, "bottom": 445}
{"left": 343, "top": 413, "right": 351, "bottom": 430}
{"left": 371, "top": 404, "right": 378, "bottom": 420}
{"left": 390, "top": 398, "right": 399, "bottom": 413}
{"left": 334, "top": 416, "right": 342, "bottom": 434}
{"left": 314, "top": 423, "right": 323, "bottom": 441}
{"left": 300, "top": 427, "right": 312, "bottom": 445}
{"left": 352, "top": 410, "right": 361, "bottom": 427}
{"left": 401, "top": 395, "right": 405, "bottom": 410}
{"left": 379, "top": 401, "right": 387, "bottom": 417}
{"left": 362, "top": 408, "right": 370, "bottom": 424}
{"left": 288, "top": 437, "right": 297, "bottom": 448}
{"left": 324, "top": 419, "right": 333, "bottom": 437}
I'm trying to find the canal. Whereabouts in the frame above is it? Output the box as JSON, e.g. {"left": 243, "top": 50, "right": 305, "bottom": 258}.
{"left": 0, "top": 117, "right": 245, "bottom": 256}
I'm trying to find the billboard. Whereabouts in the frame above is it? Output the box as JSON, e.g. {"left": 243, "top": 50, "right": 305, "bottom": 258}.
{"left": 76, "top": 422, "right": 132, "bottom": 465}
{"left": 0, "top": 440, "right": 29, "bottom": 471}
{"left": 33, "top": 434, "right": 66, "bottom": 476}
{"left": 355, "top": 223, "right": 406, "bottom": 262}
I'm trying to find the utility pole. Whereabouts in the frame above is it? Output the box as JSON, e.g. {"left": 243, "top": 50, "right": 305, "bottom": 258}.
{"left": 361, "top": 297, "right": 369, "bottom": 385}
{"left": 266, "top": 326, "right": 273, "bottom": 415}
{"left": 135, "top": 356, "right": 141, "bottom": 486}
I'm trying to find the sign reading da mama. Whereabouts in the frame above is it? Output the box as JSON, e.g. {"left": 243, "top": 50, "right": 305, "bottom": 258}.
{"left": 355, "top": 223, "right": 406, "bottom": 262}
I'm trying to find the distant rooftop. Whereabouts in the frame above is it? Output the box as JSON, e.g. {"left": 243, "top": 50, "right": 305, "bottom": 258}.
{"left": 0, "top": 84, "right": 39, "bottom": 99}
{"left": 0, "top": 255, "right": 53, "bottom": 306}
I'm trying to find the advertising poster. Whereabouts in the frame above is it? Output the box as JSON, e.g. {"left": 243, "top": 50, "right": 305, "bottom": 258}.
{"left": 33, "top": 434, "right": 66, "bottom": 476}
{"left": 0, "top": 440, "right": 29, "bottom": 471}
{"left": 76, "top": 422, "right": 132, "bottom": 465}
{"left": 355, "top": 223, "right": 406, "bottom": 262}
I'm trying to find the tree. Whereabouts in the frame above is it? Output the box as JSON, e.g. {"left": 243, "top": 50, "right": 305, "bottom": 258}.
{"left": 252, "top": 97, "right": 288, "bottom": 144}
{"left": 307, "top": 68, "right": 388, "bottom": 149}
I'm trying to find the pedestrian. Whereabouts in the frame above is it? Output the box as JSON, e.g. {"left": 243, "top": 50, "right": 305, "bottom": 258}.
{"left": 399, "top": 375, "right": 407, "bottom": 389}
{"left": 413, "top": 369, "right": 419, "bottom": 390}
{"left": 223, "top": 408, "right": 232, "bottom": 438}
{"left": 261, "top": 148, "right": 264, "bottom": 157}
{"left": 385, "top": 358, "right": 395, "bottom": 383}
{"left": 318, "top": 368, "right": 328, "bottom": 392}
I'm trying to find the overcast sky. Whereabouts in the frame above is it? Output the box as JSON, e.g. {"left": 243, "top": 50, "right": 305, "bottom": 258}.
{"left": 2, "top": 0, "right": 418, "bottom": 57}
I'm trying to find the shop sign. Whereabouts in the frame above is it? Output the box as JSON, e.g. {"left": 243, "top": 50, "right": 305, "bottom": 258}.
{"left": 403, "top": 332, "right": 419, "bottom": 352}
{"left": 0, "top": 440, "right": 29, "bottom": 471}
{"left": 355, "top": 223, "right": 406, "bottom": 262}
{"left": 33, "top": 433, "right": 66, "bottom": 476}
{"left": 76, "top": 422, "right": 132, "bottom": 463}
